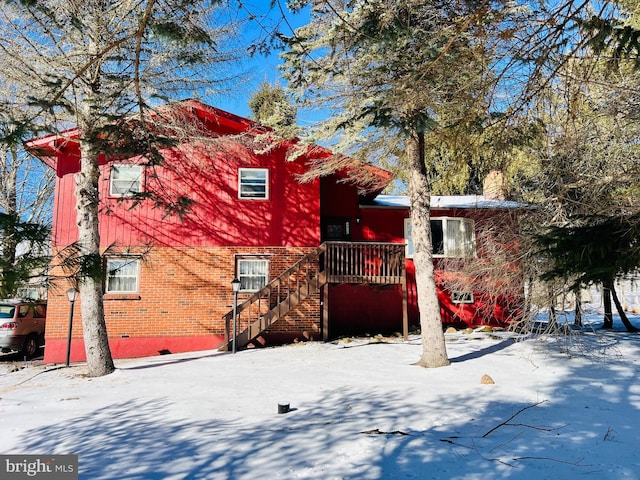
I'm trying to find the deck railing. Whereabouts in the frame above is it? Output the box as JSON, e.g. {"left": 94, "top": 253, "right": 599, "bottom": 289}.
{"left": 324, "top": 241, "right": 406, "bottom": 284}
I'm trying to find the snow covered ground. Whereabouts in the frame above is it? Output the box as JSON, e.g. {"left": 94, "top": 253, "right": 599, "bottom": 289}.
{"left": 1, "top": 314, "right": 639, "bottom": 479}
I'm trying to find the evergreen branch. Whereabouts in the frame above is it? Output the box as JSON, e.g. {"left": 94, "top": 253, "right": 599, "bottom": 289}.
{"left": 134, "top": 0, "right": 159, "bottom": 120}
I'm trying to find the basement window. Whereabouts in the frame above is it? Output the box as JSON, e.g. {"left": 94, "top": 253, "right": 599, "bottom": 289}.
{"left": 106, "top": 258, "right": 140, "bottom": 293}
{"left": 237, "top": 257, "right": 269, "bottom": 292}
{"left": 452, "top": 291, "right": 474, "bottom": 304}
{"left": 110, "top": 164, "right": 143, "bottom": 197}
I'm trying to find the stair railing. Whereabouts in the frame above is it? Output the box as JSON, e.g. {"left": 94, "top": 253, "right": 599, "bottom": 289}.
{"left": 222, "top": 244, "right": 326, "bottom": 350}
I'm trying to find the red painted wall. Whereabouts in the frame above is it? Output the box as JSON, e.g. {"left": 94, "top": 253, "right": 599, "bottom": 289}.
{"left": 327, "top": 204, "right": 524, "bottom": 336}
{"left": 50, "top": 143, "right": 321, "bottom": 249}
{"left": 321, "top": 177, "right": 361, "bottom": 219}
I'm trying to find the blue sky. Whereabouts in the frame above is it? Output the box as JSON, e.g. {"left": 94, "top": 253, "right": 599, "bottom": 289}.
{"left": 212, "top": 3, "right": 310, "bottom": 119}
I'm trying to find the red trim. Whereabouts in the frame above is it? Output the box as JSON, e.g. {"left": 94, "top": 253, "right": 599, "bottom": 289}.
{"left": 43, "top": 335, "right": 224, "bottom": 364}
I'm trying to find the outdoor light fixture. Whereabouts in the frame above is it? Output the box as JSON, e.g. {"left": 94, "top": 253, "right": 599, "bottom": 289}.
{"left": 66, "top": 287, "right": 78, "bottom": 303}
{"left": 65, "top": 288, "right": 78, "bottom": 367}
{"left": 231, "top": 278, "right": 241, "bottom": 354}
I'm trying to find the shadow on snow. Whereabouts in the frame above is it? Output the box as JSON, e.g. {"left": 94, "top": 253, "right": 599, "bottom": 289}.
{"left": 14, "top": 330, "right": 640, "bottom": 480}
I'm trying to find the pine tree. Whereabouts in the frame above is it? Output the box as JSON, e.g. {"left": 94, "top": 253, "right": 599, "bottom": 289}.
{"left": 249, "top": 81, "right": 297, "bottom": 128}
{"left": 537, "top": 214, "right": 640, "bottom": 332}
{"left": 520, "top": 50, "right": 640, "bottom": 325}
{"left": 0, "top": 0, "right": 239, "bottom": 376}
{"left": 281, "top": 0, "right": 520, "bottom": 367}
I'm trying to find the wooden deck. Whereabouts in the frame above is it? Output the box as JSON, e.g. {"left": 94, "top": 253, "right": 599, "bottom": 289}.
{"left": 222, "top": 241, "right": 408, "bottom": 351}
{"left": 323, "top": 241, "right": 405, "bottom": 284}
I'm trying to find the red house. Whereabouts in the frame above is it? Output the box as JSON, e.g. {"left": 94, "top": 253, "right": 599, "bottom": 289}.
{"left": 27, "top": 100, "right": 524, "bottom": 363}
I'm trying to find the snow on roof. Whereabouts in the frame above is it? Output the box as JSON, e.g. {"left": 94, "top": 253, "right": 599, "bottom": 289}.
{"left": 370, "top": 194, "right": 528, "bottom": 209}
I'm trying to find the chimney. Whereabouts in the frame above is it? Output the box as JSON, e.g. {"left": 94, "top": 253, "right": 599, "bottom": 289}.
{"left": 482, "top": 170, "right": 505, "bottom": 200}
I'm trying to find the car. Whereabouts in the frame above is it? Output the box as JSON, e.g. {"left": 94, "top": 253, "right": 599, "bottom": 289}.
{"left": 0, "top": 300, "right": 47, "bottom": 358}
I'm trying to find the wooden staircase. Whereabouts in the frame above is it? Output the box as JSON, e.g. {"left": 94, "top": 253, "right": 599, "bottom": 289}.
{"left": 221, "top": 242, "right": 407, "bottom": 351}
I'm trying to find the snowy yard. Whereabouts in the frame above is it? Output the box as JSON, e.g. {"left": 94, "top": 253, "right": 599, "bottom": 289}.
{"left": 1, "top": 316, "right": 639, "bottom": 479}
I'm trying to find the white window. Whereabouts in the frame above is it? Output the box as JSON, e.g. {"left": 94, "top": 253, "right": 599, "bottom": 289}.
{"left": 404, "top": 217, "right": 475, "bottom": 258}
{"left": 238, "top": 168, "right": 268, "bottom": 199}
{"left": 433, "top": 217, "right": 475, "bottom": 258}
{"left": 106, "top": 258, "right": 140, "bottom": 293}
{"left": 110, "top": 164, "right": 143, "bottom": 197}
{"left": 237, "top": 258, "right": 269, "bottom": 292}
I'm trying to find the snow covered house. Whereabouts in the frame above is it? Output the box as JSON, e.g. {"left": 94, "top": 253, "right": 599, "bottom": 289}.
{"left": 27, "top": 100, "right": 525, "bottom": 363}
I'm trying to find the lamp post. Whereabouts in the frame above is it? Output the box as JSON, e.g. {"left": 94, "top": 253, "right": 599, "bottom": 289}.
{"left": 231, "top": 278, "right": 241, "bottom": 354}
{"left": 65, "top": 288, "right": 78, "bottom": 367}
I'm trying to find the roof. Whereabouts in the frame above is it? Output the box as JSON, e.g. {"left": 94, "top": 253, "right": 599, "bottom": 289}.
{"left": 24, "top": 99, "right": 258, "bottom": 163}
{"left": 369, "top": 195, "right": 529, "bottom": 210}
{"left": 24, "top": 99, "right": 392, "bottom": 194}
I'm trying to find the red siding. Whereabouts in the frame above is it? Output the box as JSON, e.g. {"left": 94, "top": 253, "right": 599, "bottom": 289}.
{"left": 321, "top": 177, "right": 360, "bottom": 219}
{"left": 326, "top": 204, "right": 524, "bottom": 333}
{"left": 51, "top": 143, "right": 321, "bottom": 248}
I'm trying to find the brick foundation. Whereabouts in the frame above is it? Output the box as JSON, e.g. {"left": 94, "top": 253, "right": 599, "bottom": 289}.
{"left": 44, "top": 245, "right": 321, "bottom": 363}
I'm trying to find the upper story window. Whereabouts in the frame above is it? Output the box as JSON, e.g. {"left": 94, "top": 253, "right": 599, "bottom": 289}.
{"left": 238, "top": 168, "right": 268, "bottom": 199}
{"left": 110, "top": 164, "right": 143, "bottom": 197}
{"left": 106, "top": 258, "right": 140, "bottom": 293}
{"left": 237, "top": 257, "right": 269, "bottom": 292}
{"left": 404, "top": 217, "right": 475, "bottom": 258}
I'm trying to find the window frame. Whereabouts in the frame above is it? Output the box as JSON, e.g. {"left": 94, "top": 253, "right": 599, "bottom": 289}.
{"left": 432, "top": 217, "right": 475, "bottom": 258}
{"left": 236, "top": 256, "right": 270, "bottom": 293}
{"left": 110, "top": 164, "right": 144, "bottom": 197}
{"left": 238, "top": 168, "right": 269, "bottom": 200}
{"left": 322, "top": 217, "right": 351, "bottom": 241}
{"left": 105, "top": 257, "right": 140, "bottom": 294}
{"left": 404, "top": 216, "right": 476, "bottom": 259}
{"left": 451, "top": 291, "right": 474, "bottom": 304}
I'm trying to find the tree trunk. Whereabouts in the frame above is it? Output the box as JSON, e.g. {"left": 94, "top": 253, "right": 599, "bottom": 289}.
{"left": 602, "top": 285, "right": 613, "bottom": 329}
{"left": 406, "top": 131, "right": 449, "bottom": 368}
{"left": 573, "top": 286, "right": 582, "bottom": 327}
{"left": 547, "top": 286, "right": 556, "bottom": 326}
{"left": 0, "top": 146, "right": 18, "bottom": 293}
{"left": 607, "top": 280, "right": 638, "bottom": 332}
{"left": 76, "top": 111, "right": 115, "bottom": 377}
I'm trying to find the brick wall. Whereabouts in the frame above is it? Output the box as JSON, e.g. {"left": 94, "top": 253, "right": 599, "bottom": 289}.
{"left": 45, "top": 245, "right": 321, "bottom": 359}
